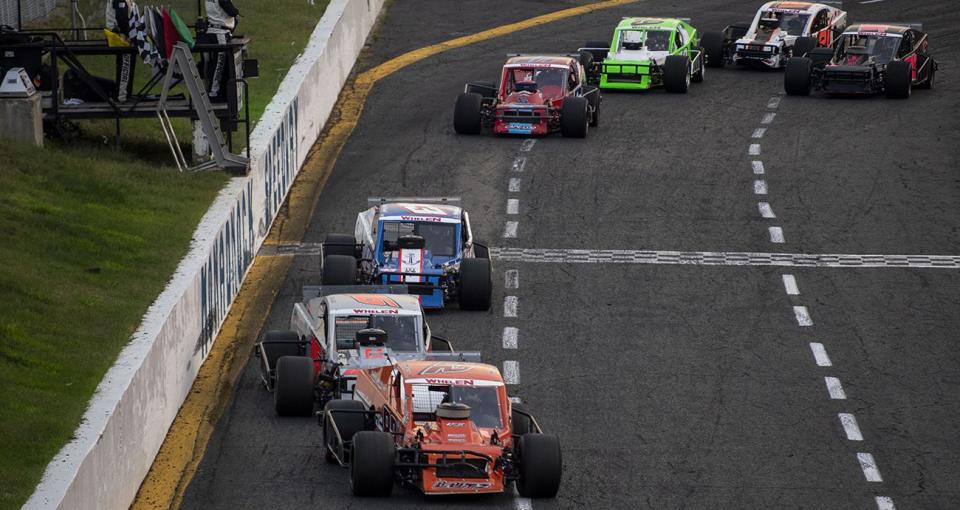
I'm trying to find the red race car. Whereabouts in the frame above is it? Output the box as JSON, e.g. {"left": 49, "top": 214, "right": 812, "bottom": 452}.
{"left": 453, "top": 54, "right": 600, "bottom": 138}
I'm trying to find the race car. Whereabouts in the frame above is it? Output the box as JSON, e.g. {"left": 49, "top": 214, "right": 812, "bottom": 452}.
{"left": 322, "top": 360, "right": 563, "bottom": 498}
{"left": 255, "top": 287, "right": 478, "bottom": 416}
{"left": 784, "top": 23, "right": 937, "bottom": 98}
{"left": 703, "top": 1, "right": 847, "bottom": 69}
{"left": 453, "top": 54, "right": 600, "bottom": 138}
{"left": 320, "top": 197, "right": 493, "bottom": 311}
{"left": 579, "top": 17, "right": 706, "bottom": 92}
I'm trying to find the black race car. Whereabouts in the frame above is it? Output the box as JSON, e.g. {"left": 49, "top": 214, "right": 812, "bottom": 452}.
{"left": 784, "top": 23, "right": 937, "bottom": 98}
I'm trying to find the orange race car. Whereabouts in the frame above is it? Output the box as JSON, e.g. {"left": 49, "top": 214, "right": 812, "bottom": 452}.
{"left": 321, "top": 355, "right": 562, "bottom": 498}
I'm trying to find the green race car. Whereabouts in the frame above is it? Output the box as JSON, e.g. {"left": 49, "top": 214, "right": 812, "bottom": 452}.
{"left": 580, "top": 17, "right": 706, "bottom": 93}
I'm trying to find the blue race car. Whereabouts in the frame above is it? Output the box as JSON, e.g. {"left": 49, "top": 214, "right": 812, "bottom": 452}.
{"left": 321, "top": 198, "right": 492, "bottom": 311}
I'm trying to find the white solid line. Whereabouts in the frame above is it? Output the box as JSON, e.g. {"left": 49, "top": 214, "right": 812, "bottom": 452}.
{"left": 752, "top": 128, "right": 766, "bottom": 138}
{"left": 875, "top": 496, "right": 896, "bottom": 510}
{"left": 504, "top": 221, "right": 518, "bottom": 238}
{"left": 503, "top": 360, "right": 520, "bottom": 384}
{"left": 752, "top": 161, "right": 765, "bottom": 174}
{"left": 509, "top": 396, "right": 523, "bottom": 404}
{"left": 810, "top": 343, "right": 832, "bottom": 366}
{"left": 502, "top": 327, "right": 519, "bottom": 349}
{"left": 511, "top": 157, "right": 526, "bottom": 172}
{"left": 754, "top": 179, "right": 768, "bottom": 195}
{"left": 858, "top": 452, "right": 883, "bottom": 482}
{"left": 749, "top": 144, "right": 761, "bottom": 155}
{"left": 505, "top": 269, "right": 519, "bottom": 289}
{"left": 782, "top": 274, "right": 799, "bottom": 295}
{"left": 507, "top": 199, "right": 519, "bottom": 215}
{"left": 825, "top": 376, "right": 847, "bottom": 399}
{"left": 768, "top": 96, "right": 781, "bottom": 109}
{"left": 520, "top": 139, "right": 536, "bottom": 152}
{"left": 509, "top": 177, "right": 521, "bottom": 192}
{"left": 758, "top": 202, "right": 776, "bottom": 219}
{"left": 793, "top": 305, "right": 812, "bottom": 326}
{"left": 761, "top": 113, "right": 776, "bottom": 124}
{"left": 839, "top": 413, "right": 864, "bottom": 441}
{"left": 504, "top": 296, "right": 518, "bottom": 318}
{"left": 769, "top": 226, "right": 785, "bottom": 244}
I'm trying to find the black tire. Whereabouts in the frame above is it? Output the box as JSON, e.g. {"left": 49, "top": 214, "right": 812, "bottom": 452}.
{"left": 323, "top": 400, "right": 367, "bottom": 464}
{"left": 559, "top": 96, "right": 589, "bottom": 138}
{"left": 511, "top": 403, "right": 536, "bottom": 436}
{"left": 885, "top": 60, "right": 912, "bottom": 99}
{"left": 261, "top": 330, "right": 302, "bottom": 372}
{"left": 792, "top": 36, "right": 818, "bottom": 58}
{"left": 918, "top": 59, "right": 935, "bottom": 90}
{"left": 321, "top": 254, "right": 357, "bottom": 285}
{"left": 784, "top": 57, "right": 812, "bottom": 96}
{"left": 323, "top": 233, "right": 356, "bottom": 258}
{"left": 585, "top": 86, "right": 600, "bottom": 127}
{"left": 274, "top": 356, "right": 314, "bottom": 416}
{"left": 351, "top": 431, "right": 395, "bottom": 497}
{"left": 702, "top": 31, "right": 726, "bottom": 68}
{"left": 516, "top": 433, "right": 563, "bottom": 498}
{"left": 453, "top": 92, "right": 483, "bottom": 134}
{"left": 465, "top": 81, "right": 496, "bottom": 98}
{"left": 691, "top": 49, "right": 705, "bottom": 83}
{"left": 458, "top": 258, "right": 492, "bottom": 311}
{"left": 663, "top": 54, "right": 690, "bottom": 93}
{"left": 578, "top": 50, "right": 593, "bottom": 69}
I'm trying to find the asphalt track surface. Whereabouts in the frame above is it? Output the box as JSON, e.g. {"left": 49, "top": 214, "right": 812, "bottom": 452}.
{"left": 180, "top": 1, "right": 960, "bottom": 508}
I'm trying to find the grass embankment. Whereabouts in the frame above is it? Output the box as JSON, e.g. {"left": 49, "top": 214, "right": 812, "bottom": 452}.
{"left": 0, "top": 1, "right": 329, "bottom": 508}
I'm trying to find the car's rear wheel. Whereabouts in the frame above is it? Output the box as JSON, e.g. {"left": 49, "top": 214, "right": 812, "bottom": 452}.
{"left": 663, "top": 55, "right": 690, "bottom": 93}
{"left": 351, "top": 431, "right": 395, "bottom": 497}
{"left": 454, "top": 92, "right": 483, "bottom": 134}
{"left": 516, "top": 433, "right": 563, "bottom": 498}
{"left": 918, "top": 59, "right": 935, "bottom": 90}
{"left": 585, "top": 86, "right": 600, "bottom": 127}
{"left": 691, "top": 49, "right": 705, "bottom": 83}
{"left": 784, "top": 57, "right": 812, "bottom": 96}
{"left": 274, "top": 356, "right": 315, "bottom": 416}
{"left": 323, "top": 399, "right": 367, "bottom": 464}
{"left": 323, "top": 233, "right": 356, "bottom": 258}
{"left": 321, "top": 254, "right": 357, "bottom": 285}
{"left": 702, "top": 32, "right": 726, "bottom": 68}
{"left": 885, "top": 60, "right": 912, "bottom": 99}
{"left": 792, "top": 36, "right": 818, "bottom": 58}
{"left": 458, "top": 258, "right": 492, "bottom": 311}
{"left": 560, "top": 96, "right": 589, "bottom": 138}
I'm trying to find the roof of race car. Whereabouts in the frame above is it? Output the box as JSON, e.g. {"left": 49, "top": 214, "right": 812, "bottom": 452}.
{"left": 324, "top": 293, "right": 423, "bottom": 316}
{"left": 845, "top": 24, "right": 911, "bottom": 35}
{"left": 761, "top": 1, "right": 829, "bottom": 13}
{"left": 504, "top": 56, "right": 577, "bottom": 69}
{"left": 615, "top": 17, "right": 683, "bottom": 31}
{"left": 377, "top": 202, "right": 462, "bottom": 223}
{"left": 398, "top": 360, "right": 504, "bottom": 385}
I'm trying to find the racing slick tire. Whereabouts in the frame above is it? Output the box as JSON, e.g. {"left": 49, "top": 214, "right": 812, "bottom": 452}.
{"left": 323, "top": 400, "right": 368, "bottom": 464}
{"left": 560, "top": 96, "right": 589, "bottom": 138}
{"left": 321, "top": 254, "right": 357, "bottom": 285}
{"left": 702, "top": 31, "right": 726, "bottom": 68}
{"left": 918, "top": 59, "right": 935, "bottom": 89}
{"left": 578, "top": 50, "right": 593, "bottom": 69}
{"left": 465, "top": 81, "right": 496, "bottom": 98}
{"left": 516, "top": 433, "right": 563, "bottom": 498}
{"left": 663, "top": 54, "right": 691, "bottom": 93}
{"left": 323, "top": 233, "right": 356, "bottom": 258}
{"left": 784, "top": 57, "right": 812, "bottom": 96}
{"left": 458, "top": 257, "right": 492, "bottom": 311}
{"left": 792, "top": 36, "right": 818, "bottom": 58}
{"left": 585, "top": 86, "right": 600, "bottom": 127}
{"left": 351, "top": 431, "right": 395, "bottom": 497}
{"left": 691, "top": 49, "right": 705, "bottom": 83}
{"left": 454, "top": 92, "right": 483, "bottom": 134}
{"left": 274, "top": 356, "right": 315, "bottom": 416}
{"left": 885, "top": 60, "right": 912, "bottom": 99}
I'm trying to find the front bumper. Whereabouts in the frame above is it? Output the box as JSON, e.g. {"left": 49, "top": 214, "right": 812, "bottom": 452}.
{"left": 493, "top": 107, "right": 550, "bottom": 135}
{"left": 820, "top": 67, "right": 880, "bottom": 94}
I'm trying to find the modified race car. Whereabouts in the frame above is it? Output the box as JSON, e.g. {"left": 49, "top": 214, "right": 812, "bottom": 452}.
{"left": 322, "top": 360, "right": 562, "bottom": 498}
{"left": 579, "top": 17, "right": 706, "bottom": 93}
{"left": 453, "top": 55, "right": 600, "bottom": 138}
{"left": 321, "top": 197, "right": 492, "bottom": 311}
{"left": 784, "top": 23, "right": 937, "bottom": 98}
{"left": 703, "top": 1, "right": 847, "bottom": 69}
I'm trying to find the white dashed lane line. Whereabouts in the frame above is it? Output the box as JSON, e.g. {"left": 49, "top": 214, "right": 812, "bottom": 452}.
{"left": 857, "top": 453, "right": 884, "bottom": 482}
{"left": 767, "top": 96, "right": 782, "bottom": 108}
{"left": 810, "top": 342, "right": 832, "bottom": 366}
{"left": 769, "top": 226, "right": 785, "bottom": 244}
{"left": 505, "top": 269, "right": 519, "bottom": 289}
{"left": 793, "top": 305, "right": 813, "bottom": 326}
{"left": 876, "top": 496, "right": 897, "bottom": 510}
{"left": 512, "top": 157, "right": 526, "bottom": 172}
{"left": 503, "top": 360, "right": 520, "bottom": 384}
{"left": 502, "top": 327, "right": 518, "bottom": 349}
{"left": 520, "top": 139, "right": 536, "bottom": 152}
{"left": 840, "top": 413, "right": 865, "bottom": 441}
{"left": 749, "top": 143, "right": 761, "bottom": 155}
{"left": 752, "top": 161, "right": 765, "bottom": 174}
{"left": 782, "top": 274, "right": 799, "bottom": 295}
{"left": 752, "top": 127, "right": 767, "bottom": 138}
{"left": 507, "top": 199, "right": 519, "bottom": 215}
{"left": 825, "top": 376, "right": 848, "bottom": 399}
{"left": 504, "top": 221, "right": 518, "bottom": 238}
{"left": 758, "top": 202, "right": 776, "bottom": 218}
{"left": 761, "top": 112, "right": 777, "bottom": 124}
{"left": 509, "top": 178, "right": 521, "bottom": 192}
{"left": 754, "top": 179, "right": 768, "bottom": 195}
{"left": 503, "top": 296, "right": 518, "bottom": 318}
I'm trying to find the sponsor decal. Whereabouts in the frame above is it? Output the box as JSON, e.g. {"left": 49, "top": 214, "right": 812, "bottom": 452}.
{"left": 418, "top": 363, "right": 473, "bottom": 375}
{"left": 433, "top": 481, "right": 493, "bottom": 490}
{"left": 399, "top": 215, "right": 443, "bottom": 222}
{"left": 425, "top": 378, "right": 475, "bottom": 386}
{"left": 352, "top": 308, "right": 400, "bottom": 315}
{"left": 445, "top": 422, "right": 466, "bottom": 427}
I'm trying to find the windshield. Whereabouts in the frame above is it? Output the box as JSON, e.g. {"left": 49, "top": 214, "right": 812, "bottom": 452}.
{"left": 618, "top": 30, "right": 671, "bottom": 52}
{"left": 505, "top": 67, "right": 567, "bottom": 97}
{"left": 381, "top": 221, "right": 457, "bottom": 257}
{"left": 411, "top": 384, "right": 503, "bottom": 429}
{"left": 836, "top": 33, "right": 900, "bottom": 65}
{"left": 334, "top": 315, "right": 421, "bottom": 351}
{"left": 756, "top": 11, "right": 809, "bottom": 37}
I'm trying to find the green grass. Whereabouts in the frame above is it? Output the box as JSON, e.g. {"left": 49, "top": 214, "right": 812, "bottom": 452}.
{"left": 0, "top": 1, "right": 330, "bottom": 508}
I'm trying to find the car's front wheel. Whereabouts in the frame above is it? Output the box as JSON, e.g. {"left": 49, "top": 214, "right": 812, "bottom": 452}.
{"left": 560, "top": 96, "right": 589, "bottom": 138}
{"left": 664, "top": 54, "right": 690, "bottom": 93}
{"left": 784, "top": 57, "right": 812, "bottom": 96}
{"left": 885, "top": 60, "right": 912, "bottom": 99}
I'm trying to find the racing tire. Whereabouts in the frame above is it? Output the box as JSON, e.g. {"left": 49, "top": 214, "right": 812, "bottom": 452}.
{"left": 511, "top": 403, "right": 536, "bottom": 436}
{"left": 516, "top": 433, "right": 563, "bottom": 498}
{"left": 458, "top": 257, "right": 492, "bottom": 311}
{"left": 585, "top": 86, "right": 600, "bottom": 127}
{"left": 323, "top": 399, "right": 367, "bottom": 464}
{"left": 792, "top": 36, "right": 818, "bottom": 59}
{"left": 351, "top": 431, "right": 395, "bottom": 497}
{"left": 465, "top": 81, "right": 496, "bottom": 98}
{"left": 578, "top": 50, "right": 593, "bottom": 69}
{"left": 454, "top": 92, "right": 483, "bottom": 134}
{"left": 885, "top": 60, "right": 912, "bottom": 99}
{"left": 691, "top": 49, "right": 705, "bottom": 83}
{"left": 918, "top": 60, "right": 935, "bottom": 90}
{"left": 784, "top": 57, "right": 812, "bottom": 96}
{"left": 321, "top": 254, "right": 357, "bottom": 285}
{"left": 702, "top": 31, "right": 726, "bottom": 68}
{"left": 663, "top": 55, "right": 690, "bottom": 93}
{"left": 560, "top": 96, "right": 589, "bottom": 138}
{"left": 322, "top": 233, "right": 356, "bottom": 258}
{"left": 274, "top": 356, "right": 315, "bottom": 417}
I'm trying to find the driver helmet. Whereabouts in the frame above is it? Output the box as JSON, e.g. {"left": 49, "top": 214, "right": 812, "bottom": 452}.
{"left": 621, "top": 30, "right": 643, "bottom": 51}
{"left": 646, "top": 31, "right": 669, "bottom": 51}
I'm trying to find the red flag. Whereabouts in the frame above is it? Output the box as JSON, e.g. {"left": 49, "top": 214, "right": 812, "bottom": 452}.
{"left": 162, "top": 8, "right": 180, "bottom": 58}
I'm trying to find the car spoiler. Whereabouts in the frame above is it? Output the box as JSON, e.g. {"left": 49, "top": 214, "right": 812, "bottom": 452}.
{"left": 819, "top": 1, "right": 842, "bottom": 9}
{"left": 847, "top": 22, "right": 923, "bottom": 32}
{"left": 301, "top": 284, "right": 408, "bottom": 303}
{"left": 367, "top": 196, "right": 462, "bottom": 208}
{"left": 424, "top": 351, "right": 482, "bottom": 363}
{"left": 505, "top": 53, "right": 582, "bottom": 59}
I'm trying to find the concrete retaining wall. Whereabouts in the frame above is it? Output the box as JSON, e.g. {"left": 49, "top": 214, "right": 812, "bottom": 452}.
{"left": 22, "top": 0, "right": 385, "bottom": 508}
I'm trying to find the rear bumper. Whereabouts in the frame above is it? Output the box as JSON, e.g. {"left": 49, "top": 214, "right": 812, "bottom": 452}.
{"left": 599, "top": 61, "right": 655, "bottom": 90}
{"left": 733, "top": 46, "right": 783, "bottom": 68}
